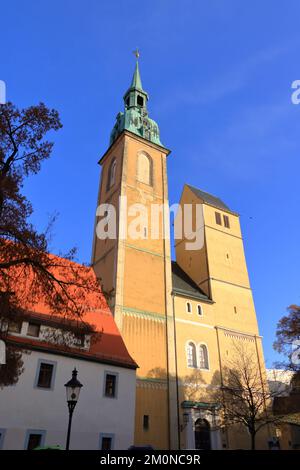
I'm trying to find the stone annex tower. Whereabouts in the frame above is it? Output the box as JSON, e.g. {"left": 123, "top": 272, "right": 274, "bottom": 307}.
{"left": 91, "top": 58, "right": 268, "bottom": 450}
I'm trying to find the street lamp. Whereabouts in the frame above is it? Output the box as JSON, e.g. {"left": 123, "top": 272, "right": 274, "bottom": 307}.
{"left": 64, "top": 368, "right": 83, "bottom": 450}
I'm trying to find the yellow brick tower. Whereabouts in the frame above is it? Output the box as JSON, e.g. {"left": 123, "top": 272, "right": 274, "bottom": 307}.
{"left": 92, "top": 57, "right": 178, "bottom": 449}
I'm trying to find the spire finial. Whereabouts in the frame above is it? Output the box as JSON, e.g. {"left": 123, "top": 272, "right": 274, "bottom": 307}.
{"left": 133, "top": 48, "right": 140, "bottom": 60}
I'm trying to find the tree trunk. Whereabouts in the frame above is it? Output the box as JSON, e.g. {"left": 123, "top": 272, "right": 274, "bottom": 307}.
{"left": 250, "top": 432, "right": 256, "bottom": 450}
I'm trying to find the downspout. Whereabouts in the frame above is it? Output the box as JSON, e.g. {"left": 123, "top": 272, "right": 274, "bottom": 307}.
{"left": 215, "top": 326, "right": 230, "bottom": 449}
{"left": 172, "top": 293, "right": 181, "bottom": 449}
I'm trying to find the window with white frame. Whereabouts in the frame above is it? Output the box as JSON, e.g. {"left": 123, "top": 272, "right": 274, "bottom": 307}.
{"left": 186, "top": 302, "right": 192, "bottom": 314}
{"left": 35, "top": 360, "right": 56, "bottom": 389}
{"left": 198, "top": 344, "right": 209, "bottom": 369}
{"left": 104, "top": 371, "right": 118, "bottom": 398}
{"left": 25, "top": 430, "right": 46, "bottom": 450}
{"left": 197, "top": 304, "right": 203, "bottom": 316}
{"left": 186, "top": 342, "right": 197, "bottom": 368}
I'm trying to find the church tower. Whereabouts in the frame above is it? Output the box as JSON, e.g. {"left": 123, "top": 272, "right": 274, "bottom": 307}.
{"left": 92, "top": 57, "right": 268, "bottom": 451}
{"left": 92, "top": 57, "right": 178, "bottom": 449}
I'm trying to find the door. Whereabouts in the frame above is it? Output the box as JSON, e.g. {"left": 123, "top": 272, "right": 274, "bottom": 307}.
{"left": 194, "top": 418, "right": 211, "bottom": 450}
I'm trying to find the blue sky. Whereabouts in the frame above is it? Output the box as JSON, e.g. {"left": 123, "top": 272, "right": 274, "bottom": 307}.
{"left": 1, "top": 0, "right": 300, "bottom": 367}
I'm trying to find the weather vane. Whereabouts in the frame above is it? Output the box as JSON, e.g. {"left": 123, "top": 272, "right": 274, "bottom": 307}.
{"left": 133, "top": 48, "right": 140, "bottom": 60}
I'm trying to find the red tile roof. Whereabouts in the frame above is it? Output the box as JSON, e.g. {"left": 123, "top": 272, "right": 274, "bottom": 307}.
{"left": 6, "top": 253, "right": 137, "bottom": 370}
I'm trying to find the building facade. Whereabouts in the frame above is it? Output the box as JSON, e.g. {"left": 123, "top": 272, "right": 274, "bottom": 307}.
{"left": 92, "top": 60, "right": 269, "bottom": 450}
{"left": 0, "top": 260, "right": 137, "bottom": 450}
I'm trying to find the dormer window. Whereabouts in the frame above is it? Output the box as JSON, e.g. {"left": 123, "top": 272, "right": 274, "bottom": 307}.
{"left": 27, "top": 322, "right": 40, "bottom": 338}
{"left": 8, "top": 321, "right": 22, "bottom": 334}
{"left": 137, "top": 95, "right": 144, "bottom": 107}
{"left": 74, "top": 333, "right": 85, "bottom": 347}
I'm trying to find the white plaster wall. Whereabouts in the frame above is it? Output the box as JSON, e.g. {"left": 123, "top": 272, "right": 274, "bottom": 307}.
{"left": 0, "top": 350, "right": 136, "bottom": 450}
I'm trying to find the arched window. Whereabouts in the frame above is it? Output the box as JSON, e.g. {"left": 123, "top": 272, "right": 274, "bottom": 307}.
{"left": 137, "top": 151, "right": 152, "bottom": 185}
{"left": 197, "top": 305, "right": 203, "bottom": 316}
{"left": 187, "top": 342, "right": 197, "bottom": 368}
{"left": 107, "top": 159, "right": 116, "bottom": 191}
{"left": 186, "top": 302, "right": 192, "bottom": 314}
{"left": 198, "top": 344, "right": 209, "bottom": 370}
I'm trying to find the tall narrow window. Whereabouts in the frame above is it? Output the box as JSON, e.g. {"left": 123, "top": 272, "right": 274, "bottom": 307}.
{"left": 143, "top": 415, "right": 149, "bottom": 430}
{"left": 187, "top": 342, "right": 197, "bottom": 368}
{"left": 186, "top": 302, "right": 192, "bottom": 314}
{"left": 104, "top": 372, "right": 117, "bottom": 398}
{"left": 137, "top": 152, "right": 152, "bottom": 185}
{"left": 199, "top": 344, "right": 209, "bottom": 370}
{"left": 107, "top": 159, "right": 116, "bottom": 191}
{"left": 215, "top": 212, "right": 222, "bottom": 225}
{"left": 197, "top": 305, "right": 203, "bottom": 316}
{"left": 223, "top": 215, "right": 230, "bottom": 228}
{"left": 137, "top": 95, "right": 144, "bottom": 107}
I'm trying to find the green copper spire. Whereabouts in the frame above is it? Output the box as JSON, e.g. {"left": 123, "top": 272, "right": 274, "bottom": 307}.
{"left": 131, "top": 60, "right": 143, "bottom": 90}
{"left": 109, "top": 53, "right": 164, "bottom": 148}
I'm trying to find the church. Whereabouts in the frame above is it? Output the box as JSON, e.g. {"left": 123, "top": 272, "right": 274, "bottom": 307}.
{"left": 91, "top": 58, "right": 269, "bottom": 450}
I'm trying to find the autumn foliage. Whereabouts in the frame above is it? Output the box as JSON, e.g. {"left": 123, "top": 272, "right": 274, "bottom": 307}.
{"left": 0, "top": 102, "right": 103, "bottom": 386}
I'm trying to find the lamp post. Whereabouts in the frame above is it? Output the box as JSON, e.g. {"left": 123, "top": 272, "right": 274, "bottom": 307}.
{"left": 64, "top": 368, "right": 83, "bottom": 450}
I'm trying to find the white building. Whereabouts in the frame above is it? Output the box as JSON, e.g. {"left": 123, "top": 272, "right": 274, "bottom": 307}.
{"left": 0, "top": 268, "right": 137, "bottom": 450}
{"left": 266, "top": 369, "right": 294, "bottom": 395}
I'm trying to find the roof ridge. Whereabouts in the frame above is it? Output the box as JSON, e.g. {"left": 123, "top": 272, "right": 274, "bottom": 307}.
{"left": 187, "top": 184, "right": 223, "bottom": 200}
{"left": 185, "top": 183, "right": 234, "bottom": 213}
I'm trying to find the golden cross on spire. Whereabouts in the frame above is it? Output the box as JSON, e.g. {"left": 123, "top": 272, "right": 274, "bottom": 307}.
{"left": 133, "top": 48, "right": 140, "bottom": 60}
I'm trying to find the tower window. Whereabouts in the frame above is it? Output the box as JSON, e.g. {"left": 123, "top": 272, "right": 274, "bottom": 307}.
{"left": 126, "top": 97, "right": 130, "bottom": 107}
{"left": 137, "top": 95, "right": 144, "bottom": 107}
{"left": 186, "top": 302, "right": 192, "bottom": 314}
{"left": 107, "top": 159, "right": 117, "bottom": 191}
{"left": 223, "top": 215, "right": 230, "bottom": 228}
{"left": 215, "top": 212, "right": 222, "bottom": 225}
{"left": 143, "top": 415, "right": 149, "bottom": 430}
{"left": 137, "top": 151, "right": 153, "bottom": 185}
{"left": 197, "top": 305, "right": 203, "bottom": 316}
